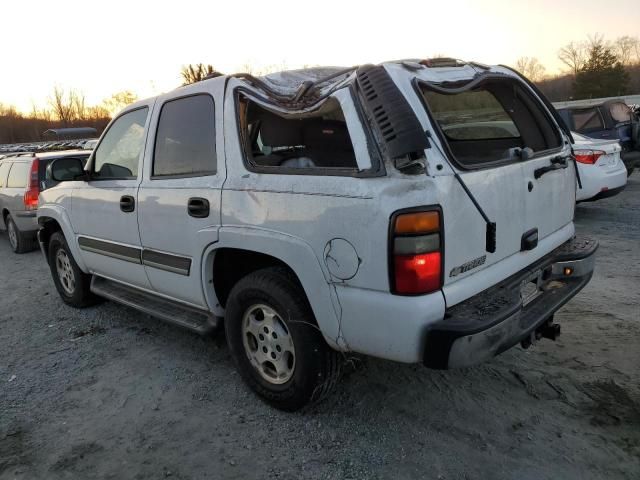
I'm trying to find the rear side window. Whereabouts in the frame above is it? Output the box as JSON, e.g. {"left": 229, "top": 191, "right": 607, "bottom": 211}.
{"left": 153, "top": 94, "right": 216, "bottom": 177}
{"left": 572, "top": 108, "right": 605, "bottom": 131}
{"left": 6, "top": 162, "right": 30, "bottom": 188}
{"left": 419, "top": 79, "right": 562, "bottom": 168}
{"left": 238, "top": 95, "right": 359, "bottom": 173}
{"left": 0, "top": 162, "right": 10, "bottom": 187}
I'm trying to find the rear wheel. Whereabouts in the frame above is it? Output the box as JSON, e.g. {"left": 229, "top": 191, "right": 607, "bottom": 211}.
{"left": 225, "top": 267, "right": 341, "bottom": 411}
{"left": 5, "top": 214, "right": 36, "bottom": 254}
{"left": 48, "top": 231, "right": 98, "bottom": 308}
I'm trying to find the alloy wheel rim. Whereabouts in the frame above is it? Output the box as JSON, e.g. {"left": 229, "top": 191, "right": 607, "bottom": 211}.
{"left": 242, "top": 304, "right": 296, "bottom": 385}
{"left": 55, "top": 249, "right": 76, "bottom": 295}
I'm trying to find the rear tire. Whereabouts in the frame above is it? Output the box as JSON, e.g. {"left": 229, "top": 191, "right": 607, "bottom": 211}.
{"left": 48, "top": 231, "right": 99, "bottom": 308}
{"left": 5, "top": 215, "right": 37, "bottom": 254}
{"left": 225, "top": 267, "right": 341, "bottom": 411}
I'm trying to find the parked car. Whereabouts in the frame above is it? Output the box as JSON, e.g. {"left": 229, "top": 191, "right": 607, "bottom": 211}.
{"left": 0, "top": 150, "right": 89, "bottom": 253}
{"left": 557, "top": 100, "right": 640, "bottom": 176}
{"left": 38, "top": 60, "right": 597, "bottom": 411}
{"left": 572, "top": 132, "right": 627, "bottom": 202}
{"left": 82, "top": 139, "right": 99, "bottom": 150}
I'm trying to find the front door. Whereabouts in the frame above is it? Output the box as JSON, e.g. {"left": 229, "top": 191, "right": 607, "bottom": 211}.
{"left": 71, "top": 104, "right": 153, "bottom": 289}
{"left": 137, "top": 81, "right": 225, "bottom": 308}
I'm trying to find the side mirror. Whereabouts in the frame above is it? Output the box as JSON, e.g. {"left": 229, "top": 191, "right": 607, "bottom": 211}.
{"left": 47, "top": 157, "right": 86, "bottom": 183}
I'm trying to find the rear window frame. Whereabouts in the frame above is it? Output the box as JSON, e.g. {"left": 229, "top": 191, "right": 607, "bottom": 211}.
{"left": 412, "top": 75, "right": 564, "bottom": 171}
{"left": 233, "top": 85, "right": 385, "bottom": 178}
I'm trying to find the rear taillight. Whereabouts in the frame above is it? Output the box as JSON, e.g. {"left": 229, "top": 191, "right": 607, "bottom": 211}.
{"left": 574, "top": 149, "right": 605, "bottom": 165}
{"left": 390, "top": 209, "right": 442, "bottom": 295}
{"left": 23, "top": 158, "right": 40, "bottom": 210}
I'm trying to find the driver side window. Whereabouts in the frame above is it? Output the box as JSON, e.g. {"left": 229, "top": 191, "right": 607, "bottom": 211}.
{"left": 93, "top": 107, "right": 149, "bottom": 179}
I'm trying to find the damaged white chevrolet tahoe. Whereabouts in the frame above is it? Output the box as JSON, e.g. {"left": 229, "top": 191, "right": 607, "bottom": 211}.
{"left": 37, "top": 59, "right": 597, "bottom": 411}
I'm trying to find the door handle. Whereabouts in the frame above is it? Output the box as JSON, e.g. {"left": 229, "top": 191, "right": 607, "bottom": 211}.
{"left": 521, "top": 228, "right": 538, "bottom": 251}
{"left": 534, "top": 155, "right": 569, "bottom": 179}
{"left": 120, "top": 195, "right": 135, "bottom": 213}
{"left": 187, "top": 197, "right": 210, "bottom": 218}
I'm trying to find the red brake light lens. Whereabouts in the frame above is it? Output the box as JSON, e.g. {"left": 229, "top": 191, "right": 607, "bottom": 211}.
{"left": 574, "top": 149, "right": 605, "bottom": 165}
{"left": 394, "top": 252, "right": 442, "bottom": 294}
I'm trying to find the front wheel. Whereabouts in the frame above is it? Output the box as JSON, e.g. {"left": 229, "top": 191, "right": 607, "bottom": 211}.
{"left": 225, "top": 267, "right": 341, "bottom": 411}
{"left": 48, "top": 231, "right": 99, "bottom": 308}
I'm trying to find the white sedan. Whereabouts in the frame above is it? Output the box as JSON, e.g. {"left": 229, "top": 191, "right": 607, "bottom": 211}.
{"left": 572, "top": 132, "right": 627, "bottom": 202}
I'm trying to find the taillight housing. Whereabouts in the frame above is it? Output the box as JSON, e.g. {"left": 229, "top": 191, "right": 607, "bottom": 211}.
{"left": 23, "top": 158, "right": 40, "bottom": 210}
{"left": 390, "top": 208, "right": 443, "bottom": 295}
{"left": 574, "top": 149, "right": 605, "bottom": 165}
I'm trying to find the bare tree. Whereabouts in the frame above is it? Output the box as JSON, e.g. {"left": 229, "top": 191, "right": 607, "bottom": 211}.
{"left": 614, "top": 35, "right": 640, "bottom": 65}
{"left": 180, "top": 64, "right": 222, "bottom": 85}
{"left": 515, "top": 57, "right": 546, "bottom": 82}
{"left": 586, "top": 33, "right": 608, "bottom": 50}
{"left": 71, "top": 91, "right": 87, "bottom": 120}
{"left": 558, "top": 41, "right": 587, "bottom": 75}
{"left": 102, "top": 91, "right": 138, "bottom": 116}
{"left": 49, "top": 86, "right": 76, "bottom": 125}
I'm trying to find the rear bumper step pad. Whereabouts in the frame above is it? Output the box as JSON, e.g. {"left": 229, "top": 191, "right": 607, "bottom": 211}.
{"left": 424, "top": 235, "right": 598, "bottom": 369}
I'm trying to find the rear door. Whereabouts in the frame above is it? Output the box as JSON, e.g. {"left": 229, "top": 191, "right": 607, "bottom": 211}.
{"left": 136, "top": 80, "right": 225, "bottom": 308}
{"left": 413, "top": 73, "right": 575, "bottom": 303}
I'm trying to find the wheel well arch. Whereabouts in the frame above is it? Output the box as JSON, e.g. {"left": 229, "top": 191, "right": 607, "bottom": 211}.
{"left": 212, "top": 248, "right": 304, "bottom": 309}
{"left": 37, "top": 216, "right": 63, "bottom": 253}
{"left": 2, "top": 208, "right": 9, "bottom": 224}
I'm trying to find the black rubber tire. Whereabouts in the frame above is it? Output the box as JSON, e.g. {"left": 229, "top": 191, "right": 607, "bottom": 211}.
{"left": 225, "top": 267, "right": 341, "bottom": 411}
{"left": 48, "top": 231, "right": 99, "bottom": 308}
{"left": 627, "top": 166, "right": 635, "bottom": 177}
{"left": 5, "top": 214, "right": 37, "bottom": 254}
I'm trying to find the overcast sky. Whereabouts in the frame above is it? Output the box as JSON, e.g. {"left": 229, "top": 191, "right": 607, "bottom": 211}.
{"left": 1, "top": 0, "right": 639, "bottom": 112}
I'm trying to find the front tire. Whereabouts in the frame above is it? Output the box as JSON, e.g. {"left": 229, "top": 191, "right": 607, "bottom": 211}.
{"left": 48, "top": 231, "right": 98, "bottom": 308}
{"left": 225, "top": 267, "right": 341, "bottom": 411}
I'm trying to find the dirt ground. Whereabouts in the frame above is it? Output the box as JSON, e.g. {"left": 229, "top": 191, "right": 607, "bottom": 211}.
{"left": 1, "top": 179, "right": 639, "bottom": 480}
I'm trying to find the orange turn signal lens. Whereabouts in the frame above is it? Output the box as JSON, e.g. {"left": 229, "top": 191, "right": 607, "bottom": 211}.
{"left": 395, "top": 211, "right": 440, "bottom": 235}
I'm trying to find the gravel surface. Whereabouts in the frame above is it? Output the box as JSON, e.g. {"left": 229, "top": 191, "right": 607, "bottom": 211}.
{"left": 1, "top": 179, "right": 639, "bottom": 480}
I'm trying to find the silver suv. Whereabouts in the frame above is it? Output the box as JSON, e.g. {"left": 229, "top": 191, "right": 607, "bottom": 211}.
{"left": 38, "top": 61, "right": 597, "bottom": 411}
{"left": 0, "top": 151, "right": 89, "bottom": 253}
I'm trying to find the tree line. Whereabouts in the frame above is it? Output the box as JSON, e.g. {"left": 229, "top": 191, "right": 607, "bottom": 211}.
{"left": 517, "top": 34, "right": 640, "bottom": 101}
{"left": 2, "top": 35, "right": 639, "bottom": 145}
{"left": 0, "top": 89, "right": 138, "bottom": 144}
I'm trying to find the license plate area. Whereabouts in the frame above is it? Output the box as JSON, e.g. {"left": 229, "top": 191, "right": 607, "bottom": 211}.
{"left": 520, "top": 270, "right": 543, "bottom": 307}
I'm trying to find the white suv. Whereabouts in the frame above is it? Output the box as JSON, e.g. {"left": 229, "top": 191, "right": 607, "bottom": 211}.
{"left": 37, "top": 60, "right": 597, "bottom": 411}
